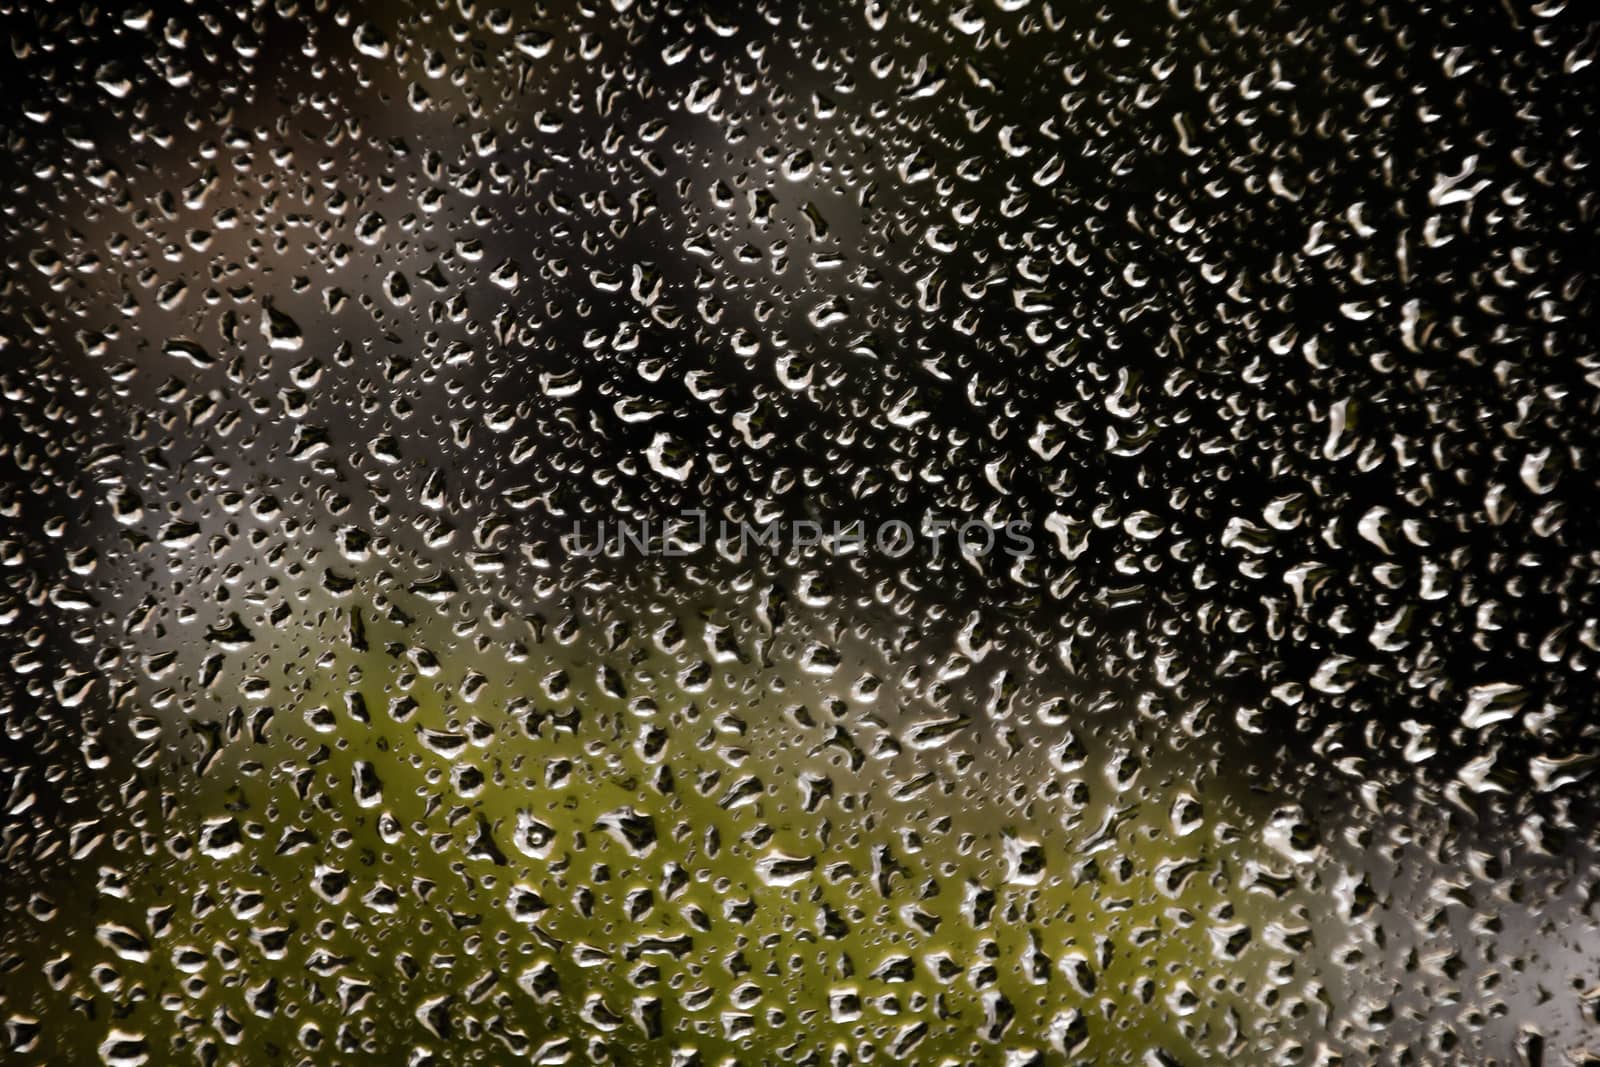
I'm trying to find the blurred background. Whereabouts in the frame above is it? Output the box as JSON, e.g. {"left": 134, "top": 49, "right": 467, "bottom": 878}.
{"left": 2, "top": 0, "right": 1599, "bottom": 1063}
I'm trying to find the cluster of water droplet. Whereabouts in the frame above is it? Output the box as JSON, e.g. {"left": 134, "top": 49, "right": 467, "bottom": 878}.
{"left": 2, "top": 1, "right": 1598, "bottom": 1064}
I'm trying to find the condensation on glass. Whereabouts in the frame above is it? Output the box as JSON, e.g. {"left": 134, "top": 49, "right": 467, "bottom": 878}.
{"left": 1, "top": 2, "right": 1598, "bottom": 1065}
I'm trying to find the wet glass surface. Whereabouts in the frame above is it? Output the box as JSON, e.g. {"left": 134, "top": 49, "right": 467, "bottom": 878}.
{"left": 2, "top": 1, "right": 1599, "bottom": 1064}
